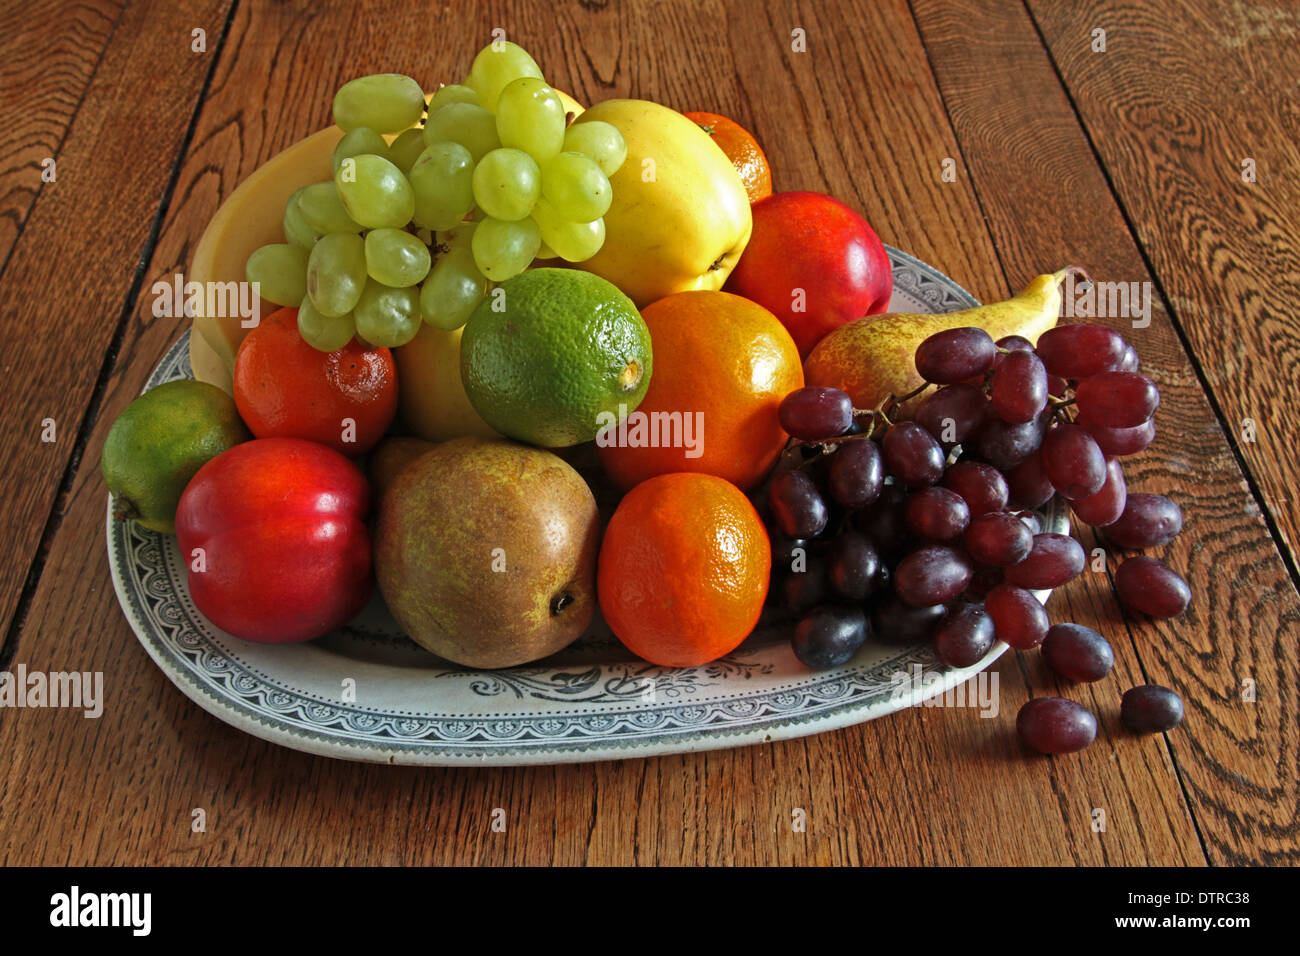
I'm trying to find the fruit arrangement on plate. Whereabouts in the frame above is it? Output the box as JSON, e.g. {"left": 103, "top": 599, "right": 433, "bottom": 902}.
{"left": 103, "top": 40, "right": 1189, "bottom": 760}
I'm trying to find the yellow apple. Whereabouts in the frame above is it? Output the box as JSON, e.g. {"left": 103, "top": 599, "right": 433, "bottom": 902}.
{"left": 394, "top": 324, "right": 500, "bottom": 442}
{"left": 570, "top": 99, "right": 752, "bottom": 307}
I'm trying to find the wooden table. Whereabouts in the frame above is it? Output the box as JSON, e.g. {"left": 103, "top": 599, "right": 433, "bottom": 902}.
{"left": 1, "top": 0, "right": 1296, "bottom": 867}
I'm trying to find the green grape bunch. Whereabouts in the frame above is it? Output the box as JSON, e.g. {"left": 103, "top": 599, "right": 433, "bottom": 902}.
{"left": 243, "top": 40, "right": 627, "bottom": 353}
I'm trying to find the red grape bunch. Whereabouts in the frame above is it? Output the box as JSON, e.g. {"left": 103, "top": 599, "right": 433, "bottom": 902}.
{"left": 767, "top": 321, "right": 1190, "bottom": 755}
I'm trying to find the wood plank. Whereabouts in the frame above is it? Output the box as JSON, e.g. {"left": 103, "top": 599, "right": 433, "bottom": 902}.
{"left": 0, "top": 0, "right": 123, "bottom": 267}
{"left": 0, "top": 0, "right": 232, "bottom": 644}
{"left": 913, "top": 0, "right": 1300, "bottom": 864}
{"left": 1026, "top": 0, "right": 1300, "bottom": 573}
{"left": 0, "top": 0, "right": 1200, "bottom": 865}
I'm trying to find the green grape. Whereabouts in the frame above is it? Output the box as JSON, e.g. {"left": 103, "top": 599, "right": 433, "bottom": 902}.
{"left": 307, "top": 232, "right": 367, "bottom": 317}
{"left": 297, "top": 295, "right": 356, "bottom": 352}
{"left": 282, "top": 187, "right": 319, "bottom": 249}
{"left": 408, "top": 142, "right": 475, "bottom": 230}
{"left": 419, "top": 246, "right": 488, "bottom": 330}
{"left": 333, "top": 73, "right": 425, "bottom": 134}
{"left": 471, "top": 216, "right": 540, "bottom": 282}
{"left": 422, "top": 103, "right": 500, "bottom": 162}
{"left": 245, "top": 243, "right": 309, "bottom": 306}
{"left": 472, "top": 148, "right": 540, "bottom": 221}
{"left": 297, "top": 182, "right": 362, "bottom": 234}
{"left": 428, "top": 84, "right": 480, "bottom": 112}
{"left": 465, "top": 41, "right": 544, "bottom": 112}
{"left": 541, "top": 151, "right": 611, "bottom": 222}
{"left": 530, "top": 198, "right": 605, "bottom": 262}
{"left": 335, "top": 154, "right": 415, "bottom": 229}
{"left": 495, "top": 78, "right": 565, "bottom": 162}
{"left": 353, "top": 279, "right": 421, "bottom": 347}
{"left": 563, "top": 120, "right": 628, "bottom": 176}
{"left": 387, "top": 128, "right": 426, "bottom": 174}
{"left": 535, "top": 237, "right": 558, "bottom": 260}
{"left": 365, "top": 228, "right": 432, "bottom": 287}
{"left": 333, "top": 127, "right": 390, "bottom": 175}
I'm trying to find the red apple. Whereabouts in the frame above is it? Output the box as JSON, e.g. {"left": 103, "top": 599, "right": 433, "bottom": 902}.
{"left": 725, "top": 191, "right": 892, "bottom": 356}
{"left": 176, "top": 438, "right": 373, "bottom": 643}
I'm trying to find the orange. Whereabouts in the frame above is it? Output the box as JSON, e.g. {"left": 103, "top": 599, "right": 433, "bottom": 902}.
{"left": 233, "top": 307, "right": 397, "bottom": 456}
{"left": 598, "top": 473, "right": 771, "bottom": 667}
{"left": 684, "top": 111, "right": 773, "bottom": 203}
{"left": 597, "top": 290, "right": 802, "bottom": 492}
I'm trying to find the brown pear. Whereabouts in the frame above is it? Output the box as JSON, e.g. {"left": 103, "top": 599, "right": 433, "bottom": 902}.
{"left": 374, "top": 437, "right": 600, "bottom": 669}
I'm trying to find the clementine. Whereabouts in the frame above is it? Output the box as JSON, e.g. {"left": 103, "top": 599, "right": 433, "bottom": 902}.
{"left": 233, "top": 307, "right": 397, "bottom": 456}
{"left": 598, "top": 472, "right": 771, "bottom": 667}
{"left": 597, "top": 290, "right": 802, "bottom": 492}
{"left": 684, "top": 111, "right": 773, "bottom": 203}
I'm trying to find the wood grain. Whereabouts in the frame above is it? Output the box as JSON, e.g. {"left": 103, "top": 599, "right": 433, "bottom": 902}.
{"left": 0, "top": 0, "right": 1216, "bottom": 866}
{"left": 0, "top": 0, "right": 122, "bottom": 265}
{"left": 1026, "top": 0, "right": 1300, "bottom": 575}
{"left": 912, "top": 0, "right": 1299, "bottom": 864}
{"left": 0, "top": 0, "right": 232, "bottom": 648}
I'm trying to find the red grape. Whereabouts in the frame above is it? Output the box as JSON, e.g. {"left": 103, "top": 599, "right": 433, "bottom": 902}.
{"left": 779, "top": 386, "right": 854, "bottom": 440}
{"left": 780, "top": 552, "right": 830, "bottom": 613}
{"left": 970, "top": 409, "right": 1049, "bottom": 471}
{"left": 1034, "top": 324, "right": 1128, "bottom": 379}
{"left": 990, "top": 349, "right": 1049, "bottom": 424}
{"left": 793, "top": 605, "right": 869, "bottom": 669}
{"left": 1004, "top": 533, "right": 1086, "bottom": 589}
{"left": 768, "top": 469, "right": 829, "bottom": 538}
{"left": 1004, "top": 451, "right": 1055, "bottom": 509}
{"left": 1077, "top": 412, "right": 1156, "bottom": 456}
{"left": 882, "top": 422, "right": 945, "bottom": 487}
{"left": 1070, "top": 457, "right": 1127, "bottom": 526}
{"left": 1120, "top": 685, "right": 1184, "bottom": 733}
{"left": 828, "top": 439, "right": 885, "bottom": 510}
{"left": 1041, "top": 423, "right": 1107, "bottom": 499}
{"left": 1115, "top": 343, "right": 1141, "bottom": 373}
{"left": 995, "top": 334, "right": 1034, "bottom": 355}
{"left": 933, "top": 603, "right": 996, "bottom": 667}
{"left": 893, "top": 545, "right": 974, "bottom": 607}
{"left": 1042, "top": 623, "right": 1114, "bottom": 682}
{"left": 905, "top": 487, "right": 971, "bottom": 541}
{"left": 985, "top": 583, "right": 1050, "bottom": 648}
{"left": 829, "top": 531, "right": 882, "bottom": 600}
{"left": 943, "top": 460, "right": 1008, "bottom": 515}
{"left": 1104, "top": 493, "right": 1182, "bottom": 549}
{"left": 1074, "top": 371, "right": 1160, "bottom": 428}
{"left": 915, "top": 383, "right": 989, "bottom": 449}
{"left": 856, "top": 484, "right": 909, "bottom": 554}
{"left": 1115, "top": 556, "right": 1190, "bottom": 618}
{"left": 964, "top": 512, "right": 1034, "bottom": 567}
{"left": 1017, "top": 698, "right": 1098, "bottom": 754}
{"left": 915, "top": 327, "right": 997, "bottom": 384}
{"left": 871, "top": 594, "right": 946, "bottom": 644}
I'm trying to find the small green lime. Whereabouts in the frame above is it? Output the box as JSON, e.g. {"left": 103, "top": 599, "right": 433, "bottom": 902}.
{"left": 460, "top": 269, "right": 652, "bottom": 447}
{"left": 101, "top": 380, "right": 249, "bottom": 533}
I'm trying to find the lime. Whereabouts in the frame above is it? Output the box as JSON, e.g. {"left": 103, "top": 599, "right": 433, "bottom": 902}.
{"left": 460, "top": 268, "right": 652, "bottom": 447}
{"left": 102, "top": 380, "right": 249, "bottom": 533}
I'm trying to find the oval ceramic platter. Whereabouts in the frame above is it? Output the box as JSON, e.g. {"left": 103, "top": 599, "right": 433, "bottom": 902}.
{"left": 107, "top": 246, "right": 1066, "bottom": 766}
